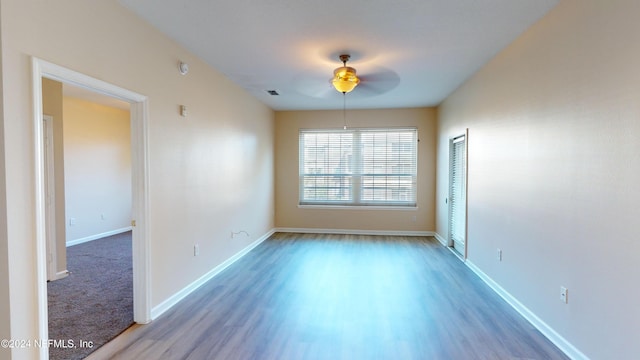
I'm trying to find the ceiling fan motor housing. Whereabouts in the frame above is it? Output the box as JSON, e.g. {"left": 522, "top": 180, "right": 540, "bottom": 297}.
{"left": 332, "top": 54, "right": 360, "bottom": 93}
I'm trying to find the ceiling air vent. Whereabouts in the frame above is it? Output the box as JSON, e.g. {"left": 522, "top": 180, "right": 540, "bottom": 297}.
{"left": 266, "top": 90, "right": 279, "bottom": 96}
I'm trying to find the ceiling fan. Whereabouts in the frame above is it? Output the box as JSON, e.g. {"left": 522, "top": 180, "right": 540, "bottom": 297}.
{"left": 329, "top": 54, "right": 401, "bottom": 97}
{"left": 294, "top": 53, "right": 400, "bottom": 99}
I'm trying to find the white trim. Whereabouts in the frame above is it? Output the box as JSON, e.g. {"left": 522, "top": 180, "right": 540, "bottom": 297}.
{"left": 465, "top": 260, "right": 588, "bottom": 360}
{"left": 43, "top": 115, "right": 58, "bottom": 282}
{"left": 275, "top": 227, "right": 434, "bottom": 237}
{"left": 463, "top": 128, "right": 469, "bottom": 260}
{"left": 66, "top": 227, "right": 133, "bottom": 247}
{"left": 150, "top": 229, "right": 276, "bottom": 320}
{"left": 53, "top": 270, "right": 70, "bottom": 281}
{"left": 33, "top": 57, "right": 150, "bottom": 359}
{"left": 38, "top": 59, "right": 145, "bottom": 103}
{"left": 130, "top": 99, "right": 151, "bottom": 324}
{"left": 32, "top": 57, "right": 51, "bottom": 360}
{"left": 433, "top": 232, "right": 448, "bottom": 246}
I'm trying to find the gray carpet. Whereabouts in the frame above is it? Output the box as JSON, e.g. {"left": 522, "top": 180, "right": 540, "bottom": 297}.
{"left": 47, "top": 231, "right": 134, "bottom": 360}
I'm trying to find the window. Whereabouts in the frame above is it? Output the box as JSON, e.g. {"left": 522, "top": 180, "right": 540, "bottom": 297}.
{"left": 299, "top": 127, "right": 417, "bottom": 207}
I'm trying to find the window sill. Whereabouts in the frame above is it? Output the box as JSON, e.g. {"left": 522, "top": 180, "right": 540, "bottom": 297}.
{"left": 298, "top": 205, "right": 418, "bottom": 211}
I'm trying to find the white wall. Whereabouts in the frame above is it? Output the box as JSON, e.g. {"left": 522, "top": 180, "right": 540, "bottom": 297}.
{"left": 275, "top": 108, "right": 437, "bottom": 233}
{"left": 436, "top": 0, "right": 640, "bottom": 358}
{"left": 63, "top": 96, "right": 131, "bottom": 243}
{"left": 0, "top": 1, "right": 274, "bottom": 358}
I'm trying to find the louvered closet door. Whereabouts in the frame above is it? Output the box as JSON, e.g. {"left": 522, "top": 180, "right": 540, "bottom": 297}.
{"left": 449, "top": 135, "right": 466, "bottom": 255}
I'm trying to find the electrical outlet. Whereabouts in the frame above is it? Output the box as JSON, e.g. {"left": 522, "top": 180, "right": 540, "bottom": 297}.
{"left": 231, "top": 230, "right": 250, "bottom": 239}
{"left": 194, "top": 244, "right": 200, "bottom": 256}
{"left": 69, "top": 218, "right": 76, "bottom": 226}
{"left": 497, "top": 248, "right": 502, "bottom": 261}
{"left": 560, "top": 286, "right": 568, "bottom": 304}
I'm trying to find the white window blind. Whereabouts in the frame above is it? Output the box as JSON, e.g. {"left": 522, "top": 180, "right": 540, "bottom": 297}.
{"left": 299, "top": 128, "right": 417, "bottom": 206}
{"left": 449, "top": 135, "right": 466, "bottom": 246}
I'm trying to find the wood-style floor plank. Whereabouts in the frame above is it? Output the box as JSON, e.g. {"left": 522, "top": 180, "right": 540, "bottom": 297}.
{"left": 88, "top": 233, "right": 568, "bottom": 360}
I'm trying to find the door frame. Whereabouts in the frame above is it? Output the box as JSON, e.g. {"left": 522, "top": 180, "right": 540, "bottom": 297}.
{"left": 42, "top": 114, "right": 62, "bottom": 282}
{"left": 32, "top": 58, "right": 151, "bottom": 359}
{"left": 448, "top": 129, "right": 469, "bottom": 259}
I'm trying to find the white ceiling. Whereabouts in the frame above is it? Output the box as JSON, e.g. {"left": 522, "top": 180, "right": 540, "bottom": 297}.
{"left": 118, "top": 0, "right": 558, "bottom": 111}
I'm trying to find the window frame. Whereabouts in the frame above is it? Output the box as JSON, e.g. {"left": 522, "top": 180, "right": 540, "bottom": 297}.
{"left": 298, "top": 127, "right": 418, "bottom": 208}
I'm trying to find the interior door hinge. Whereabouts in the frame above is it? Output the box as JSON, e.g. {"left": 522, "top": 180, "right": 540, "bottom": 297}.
{"left": 131, "top": 220, "right": 136, "bottom": 227}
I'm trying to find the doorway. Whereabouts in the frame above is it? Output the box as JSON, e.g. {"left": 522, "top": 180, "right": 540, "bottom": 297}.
{"left": 45, "top": 84, "right": 134, "bottom": 359}
{"left": 32, "top": 58, "right": 150, "bottom": 360}
{"left": 448, "top": 132, "right": 468, "bottom": 258}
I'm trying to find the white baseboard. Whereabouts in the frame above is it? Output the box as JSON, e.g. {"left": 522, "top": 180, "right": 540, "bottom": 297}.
{"left": 51, "top": 270, "right": 69, "bottom": 281}
{"left": 150, "top": 228, "right": 275, "bottom": 320}
{"left": 275, "top": 227, "right": 435, "bottom": 237}
{"left": 433, "top": 232, "right": 448, "bottom": 246}
{"left": 465, "top": 260, "right": 588, "bottom": 360}
{"left": 67, "top": 226, "right": 132, "bottom": 247}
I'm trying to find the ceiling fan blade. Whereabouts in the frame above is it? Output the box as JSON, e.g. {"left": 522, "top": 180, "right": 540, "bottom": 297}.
{"left": 355, "top": 67, "right": 400, "bottom": 96}
{"left": 293, "top": 71, "right": 337, "bottom": 99}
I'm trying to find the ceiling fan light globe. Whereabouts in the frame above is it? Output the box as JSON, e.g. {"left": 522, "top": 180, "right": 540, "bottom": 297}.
{"left": 332, "top": 66, "right": 360, "bottom": 93}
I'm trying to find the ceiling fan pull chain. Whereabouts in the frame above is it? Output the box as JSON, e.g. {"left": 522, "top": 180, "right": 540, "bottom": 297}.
{"left": 343, "top": 92, "right": 347, "bottom": 130}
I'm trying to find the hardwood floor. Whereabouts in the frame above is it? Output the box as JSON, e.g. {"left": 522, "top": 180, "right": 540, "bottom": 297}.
{"left": 88, "top": 233, "right": 568, "bottom": 360}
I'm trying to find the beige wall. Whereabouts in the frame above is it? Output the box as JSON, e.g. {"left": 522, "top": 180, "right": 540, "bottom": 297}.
{"left": 275, "top": 108, "right": 436, "bottom": 232}
{"left": 63, "top": 96, "right": 131, "bottom": 242}
{"left": 436, "top": 0, "right": 640, "bottom": 358}
{"left": 0, "top": 5, "right": 10, "bottom": 358}
{"left": 0, "top": 1, "right": 274, "bottom": 358}
{"left": 42, "top": 78, "right": 67, "bottom": 276}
